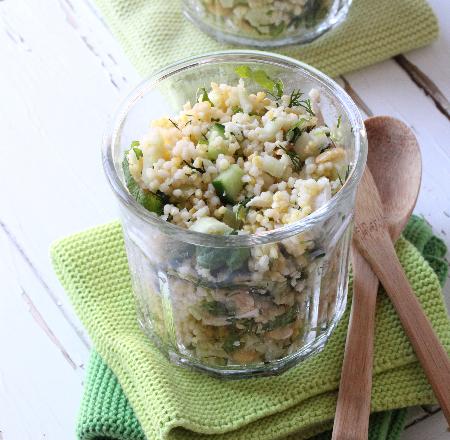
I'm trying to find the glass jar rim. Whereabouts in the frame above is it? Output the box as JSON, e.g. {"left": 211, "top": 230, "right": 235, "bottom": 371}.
{"left": 102, "top": 50, "right": 367, "bottom": 247}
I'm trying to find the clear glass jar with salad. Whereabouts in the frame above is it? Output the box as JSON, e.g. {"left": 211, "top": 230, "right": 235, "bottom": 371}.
{"left": 183, "top": 0, "right": 352, "bottom": 47}
{"left": 103, "top": 51, "right": 367, "bottom": 378}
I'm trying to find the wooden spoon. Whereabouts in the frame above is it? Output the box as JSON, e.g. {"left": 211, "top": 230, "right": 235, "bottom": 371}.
{"left": 332, "top": 116, "right": 422, "bottom": 439}
{"left": 354, "top": 125, "right": 450, "bottom": 426}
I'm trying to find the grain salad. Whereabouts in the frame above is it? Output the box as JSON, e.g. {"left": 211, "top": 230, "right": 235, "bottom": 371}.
{"left": 123, "top": 66, "right": 350, "bottom": 368}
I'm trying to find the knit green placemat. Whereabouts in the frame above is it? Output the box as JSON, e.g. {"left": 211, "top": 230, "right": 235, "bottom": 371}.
{"left": 93, "top": 0, "right": 438, "bottom": 78}
{"left": 51, "top": 215, "right": 450, "bottom": 440}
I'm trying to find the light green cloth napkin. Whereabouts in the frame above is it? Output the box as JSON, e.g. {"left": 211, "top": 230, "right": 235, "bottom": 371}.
{"left": 51, "top": 216, "right": 450, "bottom": 440}
{"left": 93, "top": 0, "right": 438, "bottom": 77}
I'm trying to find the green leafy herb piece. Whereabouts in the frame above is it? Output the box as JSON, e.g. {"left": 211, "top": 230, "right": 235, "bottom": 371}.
{"left": 196, "top": 245, "right": 250, "bottom": 272}
{"left": 202, "top": 300, "right": 230, "bottom": 316}
{"left": 337, "top": 115, "right": 342, "bottom": 128}
{"left": 235, "top": 65, "right": 284, "bottom": 99}
{"left": 278, "top": 145, "right": 303, "bottom": 172}
{"left": 269, "top": 22, "right": 285, "bottom": 36}
{"left": 232, "top": 106, "right": 243, "bottom": 114}
{"left": 132, "top": 147, "right": 143, "bottom": 160}
{"left": 122, "top": 150, "right": 165, "bottom": 215}
{"left": 262, "top": 308, "right": 297, "bottom": 332}
{"left": 286, "top": 118, "right": 306, "bottom": 144}
{"left": 183, "top": 160, "right": 205, "bottom": 174}
{"left": 130, "top": 140, "right": 140, "bottom": 148}
{"left": 235, "top": 195, "right": 255, "bottom": 223}
{"left": 196, "top": 87, "right": 213, "bottom": 105}
{"left": 198, "top": 138, "right": 208, "bottom": 145}
{"left": 222, "top": 328, "right": 241, "bottom": 354}
{"left": 227, "top": 247, "right": 251, "bottom": 271}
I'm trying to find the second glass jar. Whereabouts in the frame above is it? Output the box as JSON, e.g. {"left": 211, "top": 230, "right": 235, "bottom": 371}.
{"left": 184, "top": 0, "right": 352, "bottom": 47}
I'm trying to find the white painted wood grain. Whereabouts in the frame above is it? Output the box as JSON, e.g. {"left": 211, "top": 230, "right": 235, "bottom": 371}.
{"left": 401, "top": 410, "right": 449, "bottom": 440}
{"left": 404, "top": 0, "right": 450, "bottom": 99}
{"left": 0, "top": 0, "right": 448, "bottom": 438}
{"left": 342, "top": 59, "right": 450, "bottom": 310}
{"left": 0, "top": 230, "right": 82, "bottom": 440}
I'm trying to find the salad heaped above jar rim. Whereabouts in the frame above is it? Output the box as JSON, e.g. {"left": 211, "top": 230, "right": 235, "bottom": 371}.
{"left": 122, "top": 66, "right": 350, "bottom": 237}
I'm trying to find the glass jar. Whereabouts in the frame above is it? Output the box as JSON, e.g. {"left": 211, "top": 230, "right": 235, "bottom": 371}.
{"left": 103, "top": 51, "right": 366, "bottom": 378}
{"left": 183, "top": 0, "right": 352, "bottom": 47}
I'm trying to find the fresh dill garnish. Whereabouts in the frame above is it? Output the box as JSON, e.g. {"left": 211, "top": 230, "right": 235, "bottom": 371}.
{"left": 288, "top": 89, "right": 303, "bottom": 107}
{"left": 337, "top": 115, "right": 342, "bottom": 128}
{"left": 196, "top": 87, "right": 213, "bottom": 105}
{"left": 287, "top": 89, "right": 315, "bottom": 116}
{"left": 286, "top": 119, "right": 306, "bottom": 144}
{"left": 168, "top": 118, "right": 180, "bottom": 131}
{"left": 278, "top": 146, "right": 303, "bottom": 172}
{"left": 319, "top": 135, "right": 337, "bottom": 153}
{"left": 130, "top": 140, "right": 140, "bottom": 148}
{"left": 183, "top": 160, "right": 205, "bottom": 174}
{"left": 235, "top": 65, "right": 284, "bottom": 99}
{"left": 298, "top": 98, "right": 315, "bottom": 116}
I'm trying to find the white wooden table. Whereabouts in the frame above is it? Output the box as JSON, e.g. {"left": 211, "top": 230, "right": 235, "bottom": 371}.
{"left": 0, "top": 1, "right": 449, "bottom": 439}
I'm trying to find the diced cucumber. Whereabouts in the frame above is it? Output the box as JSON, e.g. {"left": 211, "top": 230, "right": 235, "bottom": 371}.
{"left": 262, "top": 155, "right": 287, "bottom": 178}
{"left": 189, "top": 217, "right": 233, "bottom": 235}
{"left": 209, "top": 123, "right": 225, "bottom": 137}
{"left": 122, "top": 153, "right": 165, "bottom": 215}
{"left": 207, "top": 123, "right": 227, "bottom": 160}
{"left": 196, "top": 246, "right": 250, "bottom": 272}
{"left": 212, "top": 165, "right": 245, "bottom": 203}
{"left": 227, "top": 247, "right": 251, "bottom": 271}
{"left": 207, "top": 143, "right": 228, "bottom": 161}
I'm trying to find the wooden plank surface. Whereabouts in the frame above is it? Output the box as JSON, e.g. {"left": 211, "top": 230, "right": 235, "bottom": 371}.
{"left": 0, "top": 0, "right": 449, "bottom": 438}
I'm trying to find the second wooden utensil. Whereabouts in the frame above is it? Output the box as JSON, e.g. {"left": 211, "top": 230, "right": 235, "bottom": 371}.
{"left": 354, "top": 167, "right": 450, "bottom": 426}
{"left": 332, "top": 116, "right": 422, "bottom": 440}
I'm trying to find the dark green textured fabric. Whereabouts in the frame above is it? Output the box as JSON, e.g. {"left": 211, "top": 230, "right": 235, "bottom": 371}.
{"left": 52, "top": 216, "right": 448, "bottom": 440}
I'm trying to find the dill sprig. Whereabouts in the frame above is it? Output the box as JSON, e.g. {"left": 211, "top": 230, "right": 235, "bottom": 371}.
{"left": 168, "top": 118, "right": 180, "bottom": 131}
{"left": 183, "top": 160, "right": 205, "bottom": 174}
{"left": 287, "top": 89, "right": 315, "bottom": 116}
{"left": 278, "top": 146, "right": 303, "bottom": 172}
{"left": 288, "top": 89, "right": 304, "bottom": 107}
{"left": 298, "top": 98, "right": 315, "bottom": 116}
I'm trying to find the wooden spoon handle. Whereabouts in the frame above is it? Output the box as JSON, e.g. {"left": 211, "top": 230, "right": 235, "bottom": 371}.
{"left": 357, "top": 230, "right": 450, "bottom": 424}
{"left": 332, "top": 246, "right": 378, "bottom": 440}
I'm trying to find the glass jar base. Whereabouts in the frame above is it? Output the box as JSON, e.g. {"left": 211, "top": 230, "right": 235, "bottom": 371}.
{"left": 139, "top": 294, "right": 346, "bottom": 379}
{"left": 183, "top": 1, "right": 351, "bottom": 48}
